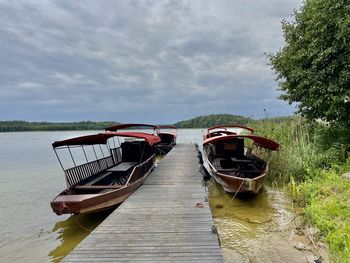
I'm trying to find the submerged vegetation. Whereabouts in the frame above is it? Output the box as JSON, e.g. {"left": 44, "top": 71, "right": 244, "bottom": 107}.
{"left": 252, "top": 117, "right": 350, "bottom": 261}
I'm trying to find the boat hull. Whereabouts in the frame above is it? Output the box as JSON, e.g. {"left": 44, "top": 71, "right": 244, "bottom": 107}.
{"left": 51, "top": 162, "right": 154, "bottom": 215}
{"left": 202, "top": 153, "right": 267, "bottom": 194}
{"left": 211, "top": 168, "right": 266, "bottom": 194}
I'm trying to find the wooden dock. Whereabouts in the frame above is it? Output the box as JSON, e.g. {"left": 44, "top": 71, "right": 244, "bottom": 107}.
{"left": 63, "top": 144, "right": 223, "bottom": 262}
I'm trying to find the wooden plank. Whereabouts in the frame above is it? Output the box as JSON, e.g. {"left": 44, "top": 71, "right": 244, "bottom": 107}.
{"left": 74, "top": 185, "right": 124, "bottom": 190}
{"left": 107, "top": 162, "right": 137, "bottom": 172}
{"left": 63, "top": 144, "right": 222, "bottom": 262}
{"left": 84, "top": 171, "right": 112, "bottom": 186}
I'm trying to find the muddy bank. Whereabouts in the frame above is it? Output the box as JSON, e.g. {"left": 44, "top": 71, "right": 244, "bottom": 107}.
{"left": 207, "top": 180, "right": 328, "bottom": 262}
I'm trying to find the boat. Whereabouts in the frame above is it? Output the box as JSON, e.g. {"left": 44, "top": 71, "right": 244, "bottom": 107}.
{"left": 105, "top": 123, "right": 158, "bottom": 133}
{"left": 155, "top": 125, "right": 177, "bottom": 154}
{"left": 203, "top": 124, "right": 254, "bottom": 140}
{"left": 202, "top": 134, "right": 279, "bottom": 194}
{"left": 50, "top": 131, "right": 161, "bottom": 215}
{"left": 105, "top": 123, "right": 176, "bottom": 154}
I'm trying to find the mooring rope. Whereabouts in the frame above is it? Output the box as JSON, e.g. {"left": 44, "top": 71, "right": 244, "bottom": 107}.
{"left": 214, "top": 179, "right": 245, "bottom": 218}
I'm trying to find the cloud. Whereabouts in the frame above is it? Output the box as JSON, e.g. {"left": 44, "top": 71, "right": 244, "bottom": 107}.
{"left": 0, "top": 0, "right": 301, "bottom": 123}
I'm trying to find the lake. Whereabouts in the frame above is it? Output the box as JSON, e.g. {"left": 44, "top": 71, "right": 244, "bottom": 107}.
{"left": 0, "top": 129, "right": 201, "bottom": 262}
{"left": 0, "top": 129, "right": 310, "bottom": 262}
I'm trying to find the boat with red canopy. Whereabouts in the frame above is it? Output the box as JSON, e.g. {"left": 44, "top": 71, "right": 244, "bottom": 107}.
{"left": 105, "top": 123, "right": 158, "bottom": 133}
{"left": 51, "top": 131, "right": 160, "bottom": 215}
{"left": 155, "top": 125, "right": 177, "bottom": 154}
{"left": 202, "top": 134, "right": 279, "bottom": 194}
{"left": 105, "top": 123, "right": 176, "bottom": 154}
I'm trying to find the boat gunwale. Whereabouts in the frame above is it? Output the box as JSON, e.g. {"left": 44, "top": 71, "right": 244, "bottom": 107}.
{"left": 207, "top": 159, "right": 268, "bottom": 182}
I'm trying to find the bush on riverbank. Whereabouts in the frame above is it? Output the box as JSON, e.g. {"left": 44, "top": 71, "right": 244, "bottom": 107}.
{"left": 252, "top": 117, "right": 350, "bottom": 261}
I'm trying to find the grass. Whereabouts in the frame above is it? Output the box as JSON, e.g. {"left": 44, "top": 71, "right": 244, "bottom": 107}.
{"left": 251, "top": 117, "right": 350, "bottom": 261}
{"left": 301, "top": 168, "right": 350, "bottom": 262}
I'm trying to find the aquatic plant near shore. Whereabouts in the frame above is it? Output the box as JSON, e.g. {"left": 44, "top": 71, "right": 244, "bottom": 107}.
{"left": 253, "top": 117, "right": 347, "bottom": 183}
{"left": 252, "top": 117, "right": 350, "bottom": 261}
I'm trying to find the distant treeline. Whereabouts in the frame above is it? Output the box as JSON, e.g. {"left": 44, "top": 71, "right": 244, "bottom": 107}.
{"left": 0, "top": 115, "right": 296, "bottom": 132}
{"left": 0, "top": 121, "right": 118, "bottom": 132}
{"left": 174, "top": 114, "right": 252, "bottom": 128}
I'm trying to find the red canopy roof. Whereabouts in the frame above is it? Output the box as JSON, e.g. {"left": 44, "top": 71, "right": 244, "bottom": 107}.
{"left": 52, "top": 132, "right": 161, "bottom": 148}
{"left": 105, "top": 123, "right": 157, "bottom": 132}
{"left": 203, "top": 134, "right": 279, "bottom": 151}
{"left": 207, "top": 124, "right": 254, "bottom": 133}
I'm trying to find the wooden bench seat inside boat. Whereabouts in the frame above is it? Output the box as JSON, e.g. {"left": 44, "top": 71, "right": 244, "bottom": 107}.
{"left": 73, "top": 162, "right": 137, "bottom": 191}
{"left": 54, "top": 194, "right": 100, "bottom": 202}
{"left": 213, "top": 157, "right": 262, "bottom": 176}
{"left": 74, "top": 184, "right": 124, "bottom": 190}
{"left": 83, "top": 171, "right": 113, "bottom": 186}
{"left": 230, "top": 157, "right": 255, "bottom": 164}
{"left": 106, "top": 162, "right": 137, "bottom": 172}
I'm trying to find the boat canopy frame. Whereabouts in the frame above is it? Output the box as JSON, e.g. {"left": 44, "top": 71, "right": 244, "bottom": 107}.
{"left": 52, "top": 132, "right": 160, "bottom": 170}
{"left": 207, "top": 124, "right": 254, "bottom": 134}
{"left": 203, "top": 134, "right": 280, "bottom": 151}
{"left": 105, "top": 123, "right": 158, "bottom": 132}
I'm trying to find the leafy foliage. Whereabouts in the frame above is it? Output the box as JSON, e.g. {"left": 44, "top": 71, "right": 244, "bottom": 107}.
{"left": 268, "top": 0, "right": 350, "bottom": 127}
{"left": 0, "top": 121, "right": 118, "bottom": 132}
{"left": 174, "top": 114, "right": 252, "bottom": 128}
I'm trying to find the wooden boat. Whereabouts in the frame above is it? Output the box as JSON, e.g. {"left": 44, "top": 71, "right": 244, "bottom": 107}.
{"left": 202, "top": 134, "right": 279, "bottom": 194}
{"left": 105, "top": 123, "right": 176, "bottom": 154}
{"left": 203, "top": 124, "right": 254, "bottom": 140}
{"left": 105, "top": 123, "right": 157, "bottom": 133}
{"left": 51, "top": 132, "right": 160, "bottom": 215}
{"left": 155, "top": 125, "right": 177, "bottom": 154}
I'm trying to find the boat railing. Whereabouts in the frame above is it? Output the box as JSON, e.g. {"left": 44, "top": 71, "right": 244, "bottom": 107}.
{"left": 110, "top": 147, "right": 122, "bottom": 164}
{"left": 64, "top": 155, "right": 115, "bottom": 188}
{"left": 125, "top": 155, "right": 155, "bottom": 186}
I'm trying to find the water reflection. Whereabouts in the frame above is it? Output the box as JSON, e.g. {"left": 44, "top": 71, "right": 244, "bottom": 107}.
{"left": 48, "top": 211, "right": 112, "bottom": 262}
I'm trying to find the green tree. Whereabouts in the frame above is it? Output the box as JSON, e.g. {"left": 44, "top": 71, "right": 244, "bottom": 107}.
{"left": 174, "top": 114, "right": 252, "bottom": 128}
{"left": 269, "top": 0, "right": 350, "bottom": 127}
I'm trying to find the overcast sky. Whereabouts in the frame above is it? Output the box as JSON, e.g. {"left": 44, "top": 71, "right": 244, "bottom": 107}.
{"left": 0, "top": 0, "right": 301, "bottom": 123}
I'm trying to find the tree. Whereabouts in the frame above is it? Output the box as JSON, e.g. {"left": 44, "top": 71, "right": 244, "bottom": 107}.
{"left": 269, "top": 0, "right": 350, "bottom": 127}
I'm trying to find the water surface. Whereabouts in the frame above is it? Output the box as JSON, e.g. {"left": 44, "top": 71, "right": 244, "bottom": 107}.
{"left": 0, "top": 129, "right": 202, "bottom": 262}
{"left": 0, "top": 129, "right": 307, "bottom": 262}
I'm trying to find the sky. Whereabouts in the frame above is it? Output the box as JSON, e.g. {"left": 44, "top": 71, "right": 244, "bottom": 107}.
{"left": 0, "top": 0, "right": 301, "bottom": 123}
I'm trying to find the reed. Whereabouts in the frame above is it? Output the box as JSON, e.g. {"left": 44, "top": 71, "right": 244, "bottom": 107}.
{"left": 252, "top": 117, "right": 350, "bottom": 261}
{"left": 253, "top": 117, "right": 347, "bottom": 183}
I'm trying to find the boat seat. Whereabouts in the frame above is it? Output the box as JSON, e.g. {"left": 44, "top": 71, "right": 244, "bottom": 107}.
{"left": 84, "top": 171, "right": 112, "bottom": 186}
{"left": 107, "top": 162, "right": 137, "bottom": 172}
{"left": 212, "top": 158, "right": 225, "bottom": 170}
{"left": 54, "top": 194, "right": 100, "bottom": 202}
{"left": 230, "top": 157, "right": 255, "bottom": 164}
{"left": 74, "top": 185, "right": 124, "bottom": 190}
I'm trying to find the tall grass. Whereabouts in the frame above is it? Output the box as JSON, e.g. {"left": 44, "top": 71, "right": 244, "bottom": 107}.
{"left": 253, "top": 117, "right": 347, "bottom": 183}
{"left": 252, "top": 117, "right": 350, "bottom": 261}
